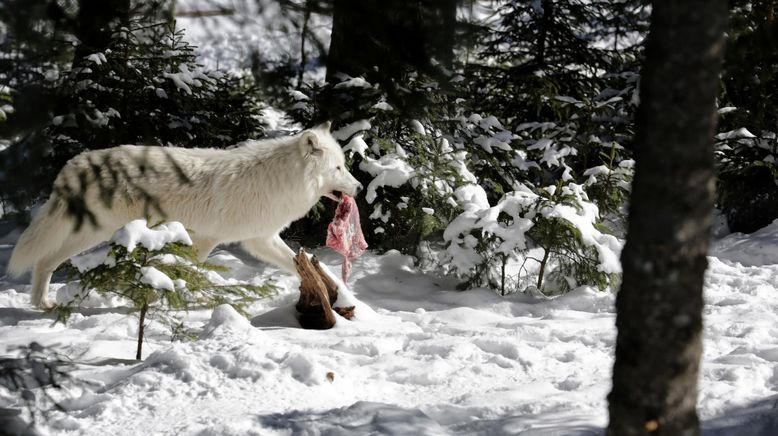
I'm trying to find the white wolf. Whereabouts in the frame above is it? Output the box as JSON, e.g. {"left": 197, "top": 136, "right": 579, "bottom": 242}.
{"left": 7, "top": 123, "right": 362, "bottom": 309}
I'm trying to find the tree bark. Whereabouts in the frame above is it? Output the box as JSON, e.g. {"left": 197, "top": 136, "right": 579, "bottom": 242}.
{"left": 311, "top": 255, "right": 339, "bottom": 304}
{"left": 136, "top": 302, "right": 148, "bottom": 360}
{"left": 536, "top": 0, "right": 554, "bottom": 68}
{"left": 536, "top": 246, "right": 550, "bottom": 291}
{"left": 73, "top": 0, "right": 130, "bottom": 65}
{"left": 607, "top": 2, "right": 727, "bottom": 436}
{"left": 322, "top": 0, "right": 456, "bottom": 122}
{"left": 295, "top": 249, "right": 336, "bottom": 329}
{"left": 326, "top": 0, "right": 456, "bottom": 83}
{"left": 754, "top": 0, "right": 775, "bottom": 24}
{"left": 297, "top": 1, "right": 312, "bottom": 89}
{"left": 294, "top": 249, "right": 356, "bottom": 329}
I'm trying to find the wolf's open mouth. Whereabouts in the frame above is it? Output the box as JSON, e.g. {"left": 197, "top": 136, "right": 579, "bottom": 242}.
{"left": 325, "top": 190, "right": 344, "bottom": 202}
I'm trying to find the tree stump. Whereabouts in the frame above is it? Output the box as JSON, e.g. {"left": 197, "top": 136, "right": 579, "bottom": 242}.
{"left": 294, "top": 249, "right": 355, "bottom": 329}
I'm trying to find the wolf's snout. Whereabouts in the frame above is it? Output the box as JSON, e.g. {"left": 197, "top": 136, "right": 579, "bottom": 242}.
{"left": 356, "top": 183, "right": 363, "bottom": 194}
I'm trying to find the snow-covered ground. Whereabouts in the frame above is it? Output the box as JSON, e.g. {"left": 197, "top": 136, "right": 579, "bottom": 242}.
{"left": 2, "top": 3, "right": 777, "bottom": 431}
{"left": 176, "top": 0, "right": 331, "bottom": 75}
{"left": 2, "top": 220, "right": 778, "bottom": 435}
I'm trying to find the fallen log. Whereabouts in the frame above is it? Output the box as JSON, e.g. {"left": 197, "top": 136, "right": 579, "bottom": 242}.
{"left": 311, "top": 255, "right": 339, "bottom": 305}
{"left": 294, "top": 249, "right": 355, "bottom": 329}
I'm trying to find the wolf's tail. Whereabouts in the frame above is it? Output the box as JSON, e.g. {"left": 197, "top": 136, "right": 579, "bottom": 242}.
{"left": 7, "top": 197, "right": 69, "bottom": 277}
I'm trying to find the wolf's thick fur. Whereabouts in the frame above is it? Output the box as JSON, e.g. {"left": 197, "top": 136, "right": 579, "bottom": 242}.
{"left": 7, "top": 124, "right": 362, "bottom": 308}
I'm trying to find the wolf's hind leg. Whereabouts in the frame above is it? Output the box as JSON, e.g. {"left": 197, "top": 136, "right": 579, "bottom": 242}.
{"left": 30, "top": 229, "right": 114, "bottom": 309}
{"left": 30, "top": 264, "right": 56, "bottom": 309}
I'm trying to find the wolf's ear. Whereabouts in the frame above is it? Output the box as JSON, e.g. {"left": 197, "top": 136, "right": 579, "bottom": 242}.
{"left": 316, "top": 121, "right": 332, "bottom": 132}
{"left": 299, "top": 131, "right": 322, "bottom": 157}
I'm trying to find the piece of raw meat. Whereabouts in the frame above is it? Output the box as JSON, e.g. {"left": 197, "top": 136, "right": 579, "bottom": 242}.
{"left": 326, "top": 194, "right": 368, "bottom": 282}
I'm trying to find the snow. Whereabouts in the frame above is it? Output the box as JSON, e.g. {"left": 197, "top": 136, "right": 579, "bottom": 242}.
{"left": 2, "top": 223, "right": 778, "bottom": 434}
{"left": 715, "top": 127, "right": 757, "bottom": 140}
{"left": 443, "top": 182, "right": 621, "bottom": 278}
{"left": 69, "top": 246, "right": 115, "bottom": 273}
{"left": 371, "top": 101, "right": 394, "bottom": 111}
{"left": 542, "top": 184, "right": 622, "bottom": 274}
{"left": 111, "top": 219, "right": 193, "bottom": 252}
{"left": 333, "top": 77, "right": 372, "bottom": 89}
{"left": 468, "top": 113, "right": 504, "bottom": 130}
{"left": 1, "top": 1, "right": 776, "bottom": 430}
{"left": 0, "top": 104, "right": 14, "bottom": 121}
{"left": 289, "top": 90, "right": 309, "bottom": 101}
{"left": 84, "top": 108, "right": 120, "bottom": 127}
{"left": 199, "top": 304, "right": 253, "bottom": 339}
{"left": 583, "top": 165, "right": 610, "bottom": 178}
{"left": 711, "top": 219, "right": 778, "bottom": 267}
{"left": 332, "top": 119, "right": 372, "bottom": 142}
{"left": 473, "top": 132, "right": 512, "bottom": 153}
{"left": 342, "top": 134, "right": 369, "bottom": 158}
{"left": 175, "top": 0, "right": 333, "bottom": 73}
{"left": 369, "top": 205, "right": 391, "bottom": 223}
{"left": 359, "top": 155, "right": 415, "bottom": 204}
{"left": 444, "top": 188, "right": 540, "bottom": 273}
{"left": 410, "top": 119, "right": 427, "bottom": 136}
{"left": 139, "top": 266, "right": 175, "bottom": 291}
{"left": 554, "top": 95, "right": 583, "bottom": 106}
{"left": 85, "top": 53, "right": 107, "bottom": 66}
{"left": 453, "top": 184, "right": 489, "bottom": 211}
{"left": 163, "top": 64, "right": 214, "bottom": 95}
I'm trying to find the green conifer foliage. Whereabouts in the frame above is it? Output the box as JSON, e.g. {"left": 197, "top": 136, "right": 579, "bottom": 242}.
{"left": 57, "top": 224, "right": 275, "bottom": 360}
{"left": 715, "top": 1, "right": 778, "bottom": 233}
{"left": 0, "top": 10, "right": 265, "bottom": 215}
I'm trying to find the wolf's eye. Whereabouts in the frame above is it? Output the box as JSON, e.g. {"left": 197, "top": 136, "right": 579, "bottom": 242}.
{"left": 336, "top": 165, "right": 342, "bottom": 171}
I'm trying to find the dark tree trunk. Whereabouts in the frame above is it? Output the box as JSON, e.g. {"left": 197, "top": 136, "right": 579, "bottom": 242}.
{"left": 323, "top": 0, "right": 456, "bottom": 122}
{"left": 754, "top": 0, "right": 775, "bottom": 23}
{"left": 326, "top": 0, "right": 456, "bottom": 83}
{"left": 297, "top": 1, "right": 312, "bottom": 89}
{"left": 73, "top": 0, "right": 130, "bottom": 65}
{"left": 136, "top": 302, "right": 148, "bottom": 360}
{"left": 536, "top": 0, "right": 554, "bottom": 68}
{"left": 607, "top": 1, "right": 728, "bottom": 436}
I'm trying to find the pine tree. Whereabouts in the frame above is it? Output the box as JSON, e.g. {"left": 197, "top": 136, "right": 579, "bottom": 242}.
{"left": 0, "top": 4, "right": 266, "bottom": 217}
{"left": 57, "top": 221, "right": 275, "bottom": 360}
{"left": 715, "top": 0, "right": 778, "bottom": 233}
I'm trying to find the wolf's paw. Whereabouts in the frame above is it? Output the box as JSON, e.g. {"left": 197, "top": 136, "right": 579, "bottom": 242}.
{"left": 35, "top": 297, "right": 57, "bottom": 310}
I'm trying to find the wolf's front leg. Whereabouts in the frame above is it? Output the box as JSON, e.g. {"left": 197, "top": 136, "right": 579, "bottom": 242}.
{"left": 241, "top": 234, "right": 297, "bottom": 274}
{"left": 191, "top": 237, "right": 219, "bottom": 262}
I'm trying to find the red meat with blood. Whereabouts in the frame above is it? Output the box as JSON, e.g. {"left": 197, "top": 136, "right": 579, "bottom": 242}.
{"left": 326, "top": 195, "right": 368, "bottom": 282}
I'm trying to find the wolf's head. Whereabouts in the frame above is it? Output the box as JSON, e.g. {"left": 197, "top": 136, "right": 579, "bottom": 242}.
{"left": 298, "top": 122, "right": 363, "bottom": 201}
